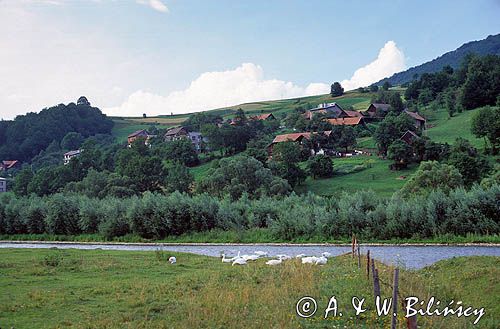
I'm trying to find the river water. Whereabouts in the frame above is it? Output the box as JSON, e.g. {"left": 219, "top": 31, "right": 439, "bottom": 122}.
{"left": 1, "top": 242, "right": 499, "bottom": 269}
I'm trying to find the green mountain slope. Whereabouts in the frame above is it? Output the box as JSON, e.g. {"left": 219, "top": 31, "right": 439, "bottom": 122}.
{"left": 377, "top": 34, "right": 500, "bottom": 86}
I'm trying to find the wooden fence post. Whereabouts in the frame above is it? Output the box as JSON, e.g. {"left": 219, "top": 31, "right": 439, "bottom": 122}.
{"left": 405, "top": 299, "right": 417, "bottom": 329}
{"left": 373, "top": 268, "right": 380, "bottom": 304}
{"left": 366, "top": 250, "right": 370, "bottom": 279}
{"left": 351, "top": 234, "right": 355, "bottom": 258}
{"left": 357, "top": 241, "right": 361, "bottom": 268}
{"left": 391, "top": 268, "right": 399, "bottom": 329}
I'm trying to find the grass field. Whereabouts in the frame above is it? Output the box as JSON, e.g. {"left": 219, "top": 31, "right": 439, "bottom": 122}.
{"left": 424, "top": 107, "right": 484, "bottom": 148}
{"left": 297, "top": 155, "right": 417, "bottom": 197}
{"left": 0, "top": 249, "right": 497, "bottom": 328}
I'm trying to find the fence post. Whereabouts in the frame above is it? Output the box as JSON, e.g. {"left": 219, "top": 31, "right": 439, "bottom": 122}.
{"left": 405, "top": 299, "right": 417, "bottom": 329}
{"left": 373, "top": 268, "right": 380, "bottom": 304}
{"left": 357, "top": 241, "right": 361, "bottom": 268}
{"left": 351, "top": 234, "right": 355, "bottom": 258}
{"left": 391, "top": 268, "right": 399, "bottom": 329}
{"left": 366, "top": 250, "right": 370, "bottom": 279}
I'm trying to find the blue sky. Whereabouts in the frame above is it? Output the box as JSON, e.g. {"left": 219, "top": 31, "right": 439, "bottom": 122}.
{"left": 0, "top": 0, "right": 499, "bottom": 118}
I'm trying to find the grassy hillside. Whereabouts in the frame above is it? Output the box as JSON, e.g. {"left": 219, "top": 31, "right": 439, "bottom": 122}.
{"left": 423, "top": 107, "right": 484, "bottom": 148}
{"left": 297, "top": 155, "right": 417, "bottom": 197}
{"left": 110, "top": 91, "right": 373, "bottom": 141}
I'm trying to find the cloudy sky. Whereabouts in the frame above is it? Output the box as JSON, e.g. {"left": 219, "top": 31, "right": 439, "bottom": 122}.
{"left": 1, "top": 0, "right": 499, "bottom": 119}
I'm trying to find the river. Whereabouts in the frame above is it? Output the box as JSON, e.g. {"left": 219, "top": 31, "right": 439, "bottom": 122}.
{"left": 1, "top": 242, "right": 499, "bottom": 269}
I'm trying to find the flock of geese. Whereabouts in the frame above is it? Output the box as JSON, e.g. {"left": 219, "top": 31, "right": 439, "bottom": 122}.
{"left": 221, "top": 251, "right": 333, "bottom": 266}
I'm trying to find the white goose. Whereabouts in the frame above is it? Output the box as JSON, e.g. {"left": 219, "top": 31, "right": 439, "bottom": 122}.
{"left": 315, "top": 256, "right": 328, "bottom": 265}
{"left": 232, "top": 258, "right": 247, "bottom": 266}
{"left": 322, "top": 252, "right": 333, "bottom": 258}
{"left": 168, "top": 256, "right": 176, "bottom": 264}
{"left": 301, "top": 256, "right": 318, "bottom": 264}
{"left": 266, "top": 258, "right": 283, "bottom": 266}
{"left": 254, "top": 251, "right": 268, "bottom": 257}
{"left": 242, "top": 254, "right": 260, "bottom": 261}
{"left": 295, "top": 254, "right": 307, "bottom": 259}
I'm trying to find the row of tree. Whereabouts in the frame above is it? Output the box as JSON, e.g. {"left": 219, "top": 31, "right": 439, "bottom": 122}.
{"left": 1, "top": 183, "right": 498, "bottom": 240}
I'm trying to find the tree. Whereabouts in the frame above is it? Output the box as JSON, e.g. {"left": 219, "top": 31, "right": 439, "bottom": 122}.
{"left": 382, "top": 81, "right": 391, "bottom": 91}
{"left": 373, "top": 113, "right": 414, "bottom": 155}
{"left": 61, "top": 132, "right": 84, "bottom": 151}
{"left": 388, "top": 92, "right": 404, "bottom": 112}
{"left": 387, "top": 140, "right": 413, "bottom": 168}
{"left": 471, "top": 106, "right": 500, "bottom": 154}
{"left": 447, "top": 138, "right": 492, "bottom": 185}
{"left": 369, "top": 85, "right": 379, "bottom": 92}
{"left": 330, "top": 82, "right": 344, "bottom": 97}
{"left": 165, "top": 162, "right": 194, "bottom": 194}
{"left": 445, "top": 89, "right": 457, "bottom": 117}
{"left": 13, "top": 167, "right": 34, "bottom": 196}
{"left": 269, "top": 142, "right": 307, "bottom": 187}
{"left": 197, "top": 155, "right": 290, "bottom": 199}
{"left": 400, "top": 161, "right": 463, "bottom": 197}
{"left": 307, "top": 155, "right": 333, "bottom": 179}
{"left": 337, "top": 126, "right": 357, "bottom": 152}
{"left": 159, "top": 138, "right": 199, "bottom": 167}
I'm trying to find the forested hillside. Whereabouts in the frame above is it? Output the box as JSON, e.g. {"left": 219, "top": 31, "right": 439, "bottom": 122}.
{"left": 0, "top": 97, "right": 113, "bottom": 162}
{"left": 377, "top": 34, "right": 500, "bottom": 86}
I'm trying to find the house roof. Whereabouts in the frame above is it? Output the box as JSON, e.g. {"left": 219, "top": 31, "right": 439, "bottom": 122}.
{"left": 271, "top": 132, "right": 311, "bottom": 144}
{"left": 369, "top": 103, "right": 390, "bottom": 111}
{"left": 251, "top": 113, "right": 274, "bottom": 120}
{"left": 404, "top": 110, "right": 426, "bottom": 122}
{"left": 128, "top": 129, "right": 148, "bottom": 138}
{"left": 271, "top": 130, "right": 333, "bottom": 144}
{"left": 310, "top": 102, "right": 343, "bottom": 112}
{"left": 165, "top": 126, "right": 187, "bottom": 136}
{"left": 327, "top": 117, "right": 363, "bottom": 125}
{"left": 64, "top": 150, "right": 81, "bottom": 157}
{"left": 343, "top": 110, "right": 364, "bottom": 118}
{"left": 1, "top": 160, "right": 19, "bottom": 169}
{"left": 400, "top": 130, "right": 420, "bottom": 144}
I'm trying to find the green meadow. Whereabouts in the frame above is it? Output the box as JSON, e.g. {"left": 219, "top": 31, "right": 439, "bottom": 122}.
{"left": 0, "top": 249, "right": 497, "bottom": 328}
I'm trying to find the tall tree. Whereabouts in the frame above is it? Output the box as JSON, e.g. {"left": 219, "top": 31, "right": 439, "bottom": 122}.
{"left": 330, "top": 82, "right": 344, "bottom": 97}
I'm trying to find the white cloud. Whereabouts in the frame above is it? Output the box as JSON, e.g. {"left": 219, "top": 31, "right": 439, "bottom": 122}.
{"left": 341, "top": 41, "right": 406, "bottom": 90}
{"left": 136, "top": 0, "right": 169, "bottom": 13}
{"left": 105, "top": 63, "right": 329, "bottom": 116}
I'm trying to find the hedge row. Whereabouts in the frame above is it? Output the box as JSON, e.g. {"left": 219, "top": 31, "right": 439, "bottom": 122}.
{"left": 0, "top": 185, "right": 498, "bottom": 240}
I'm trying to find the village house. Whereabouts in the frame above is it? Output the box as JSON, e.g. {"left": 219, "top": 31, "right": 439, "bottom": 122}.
{"left": 63, "top": 150, "right": 82, "bottom": 165}
{"left": 0, "top": 160, "right": 20, "bottom": 172}
{"left": 403, "top": 110, "right": 426, "bottom": 130}
{"left": 250, "top": 113, "right": 276, "bottom": 121}
{"left": 400, "top": 130, "right": 420, "bottom": 145}
{"left": 267, "top": 131, "right": 332, "bottom": 157}
{"left": 164, "top": 126, "right": 208, "bottom": 153}
{"left": 0, "top": 177, "right": 6, "bottom": 193}
{"left": 364, "top": 103, "right": 391, "bottom": 119}
{"left": 128, "top": 130, "right": 149, "bottom": 145}
{"left": 164, "top": 127, "right": 189, "bottom": 142}
{"left": 305, "top": 103, "right": 346, "bottom": 120}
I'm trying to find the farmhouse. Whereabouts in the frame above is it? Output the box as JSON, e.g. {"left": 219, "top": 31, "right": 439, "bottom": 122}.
{"left": 0, "top": 160, "right": 20, "bottom": 171}
{"left": 267, "top": 131, "right": 332, "bottom": 157}
{"left": 188, "top": 131, "right": 208, "bottom": 153}
{"left": 400, "top": 130, "right": 420, "bottom": 145}
{"left": 164, "top": 127, "right": 189, "bottom": 142}
{"left": 250, "top": 113, "right": 275, "bottom": 121}
{"left": 63, "top": 150, "right": 81, "bottom": 165}
{"left": 403, "top": 110, "right": 426, "bottom": 130}
{"left": 128, "top": 130, "right": 149, "bottom": 145}
{"left": 0, "top": 177, "right": 6, "bottom": 193}
{"left": 305, "top": 103, "right": 346, "bottom": 120}
{"left": 364, "top": 103, "right": 391, "bottom": 118}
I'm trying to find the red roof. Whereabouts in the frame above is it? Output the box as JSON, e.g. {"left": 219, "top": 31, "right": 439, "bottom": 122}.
{"left": 251, "top": 113, "right": 274, "bottom": 120}
{"left": 404, "top": 110, "right": 426, "bottom": 122}
{"left": 327, "top": 117, "right": 363, "bottom": 125}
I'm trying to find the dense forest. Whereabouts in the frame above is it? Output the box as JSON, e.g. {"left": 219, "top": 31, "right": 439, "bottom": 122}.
{"left": 377, "top": 33, "right": 500, "bottom": 86}
{"left": 0, "top": 97, "right": 114, "bottom": 162}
